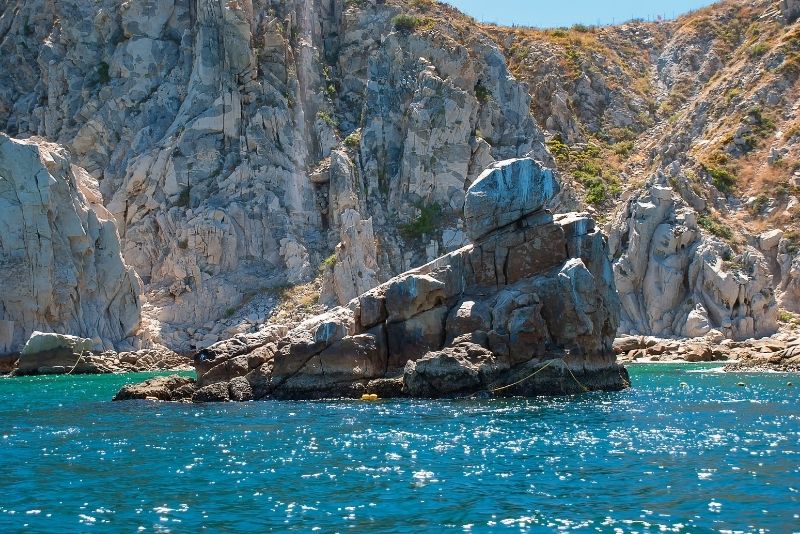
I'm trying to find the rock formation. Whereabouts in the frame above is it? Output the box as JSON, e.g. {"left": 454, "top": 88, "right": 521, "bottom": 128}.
{"left": 0, "top": 135, "right": 142, "bottom": 354}
{"left": 116, "top": 158, "right": 628, "bottom": 401}
{"left": 608, "top": 180, "right": 778, "bottom": 340}
{"left": 781, "top": 0, "right": 800, "bottom": 22}
{"left": 1, "top": 0, "right": 797, "bottom": 366}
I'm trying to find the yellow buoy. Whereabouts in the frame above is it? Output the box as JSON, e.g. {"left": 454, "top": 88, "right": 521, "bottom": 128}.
{"left": 361, "top": 393, "right": 379, "bottom": 401}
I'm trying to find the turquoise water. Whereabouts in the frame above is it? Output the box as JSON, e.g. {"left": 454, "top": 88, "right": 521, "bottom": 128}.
{"left": 1, "top": 366, "right": 798, "bottom": 533}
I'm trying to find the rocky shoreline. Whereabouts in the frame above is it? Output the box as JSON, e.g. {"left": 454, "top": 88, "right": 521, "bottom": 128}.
{"left": 615, "top": 330, "right": 800, "bottom": 372}
{"left": 1, "top": 332, "right": 191, "bottom": 376}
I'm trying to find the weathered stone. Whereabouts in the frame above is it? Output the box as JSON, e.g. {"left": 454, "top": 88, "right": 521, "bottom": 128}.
{"left": 113, "top": 375, "right": 195, "bottom": 402}
{"left": 387, "top": 306, "right": 448, "bottom": 369}
{"left": 229, "top": 376, "right": 253, "bottom": 402}
{"left": 384, "top": 274, "right": 446, "bottom": 322}
{"left": 192, "top": 382, "right": 231, "bottom": 403}
{"left": 506, "top": 223, "right": 567, "bottom": 283}
{"left": 16, "top": 332, "right": 93, "bottom": 375}
{"left": 0, "top": 136, "right": 141, "bottom": 354}
{"left": 359, "top": 291, "right": 388, "bottom": 329}
{"left": 464, "top": 158, "right": 559, "bottom": 240}
{"left": 403, "top": 342, "right": 506, "bottom": 398}
{"left": 445, "top": 300, "right": 492, "bottom": 343}
{"left": 194, "top": 326, "right": 287, "bottom": 386}
{"left": 317, "top": 327, "right": 388, "bottom": 380}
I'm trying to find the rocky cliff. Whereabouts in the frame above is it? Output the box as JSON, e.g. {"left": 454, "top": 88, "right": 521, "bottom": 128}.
{"left": 0, "top": 134, "right": 141, "bottom": 353}
{"left": 487, "top": 0, "right": 800, "bottom": 338}
{"left": 608, "top": 180, "right": 777, "bottom": 340}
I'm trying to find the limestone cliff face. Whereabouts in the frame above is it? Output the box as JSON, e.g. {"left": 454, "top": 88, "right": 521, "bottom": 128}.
{"left": 0, "top": 0, "right": 549, "bottom": 350}
{"left": 0, "top": 135, "right": 142, "bottom": 353}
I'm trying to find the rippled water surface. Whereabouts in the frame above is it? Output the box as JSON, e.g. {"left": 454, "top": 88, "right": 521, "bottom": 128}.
{"left": 1, "top": 365, "right": 799, "bottom": 532}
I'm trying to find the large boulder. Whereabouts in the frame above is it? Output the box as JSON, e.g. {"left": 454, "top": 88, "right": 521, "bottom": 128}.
{"left": 403, "top": 342, "right": 507, "bottom": 398}
{"left": 464, "top": 158, "right": 559, "bottom": 240}
{"left": 0, "top": 135, "right": 142, "bottom": 354}
{"left": 16, "top": 332, "right": 94, "bottom": 375}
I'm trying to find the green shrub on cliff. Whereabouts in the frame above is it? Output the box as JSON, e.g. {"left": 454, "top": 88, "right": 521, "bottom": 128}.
{"left": 393, "top": 14, "right": 423, "bottom": 33}
{"left": 343, "top": 131, "right": 361, "bottom": 149}
{"left": 400, "top": 202, "right": 442, "bottom": 239}
{"left": 702, "top": 163, "right": 737, "bottom": 193}
{"left": 698, "top": 214, "right": 733, "bottom": 240}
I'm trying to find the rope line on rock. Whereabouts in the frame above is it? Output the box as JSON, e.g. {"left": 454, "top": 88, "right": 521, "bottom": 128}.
{"left": 489, "top": 359, "right": 554, "bottom": 393}
{"left": 564, "top": 362, "right": 590, "bottom": 392}
{"left": 488, "top": 358, "right": 591, "bottom": 394}
{"left": 66, "top": 349, "right": 87, "bottom": 375}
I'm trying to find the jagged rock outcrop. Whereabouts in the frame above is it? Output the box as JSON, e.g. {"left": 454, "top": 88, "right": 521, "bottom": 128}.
{"left": 0, "top": 135, "right": 142, "bottom": 354}
{"left": 113, "top": 375, "right": 196, "bottom": 402}
{"left": 608, "top": 182, "right": 778, "bottom": 340}
{"left": 116, "top": 158, "right": 628, "bottom": 401}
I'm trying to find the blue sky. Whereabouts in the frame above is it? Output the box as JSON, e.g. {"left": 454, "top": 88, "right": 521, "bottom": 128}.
{"left": 445, "top": 0, "right": 717, "bottom": 28}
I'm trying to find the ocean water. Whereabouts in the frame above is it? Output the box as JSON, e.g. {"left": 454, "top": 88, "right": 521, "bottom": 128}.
{"left": 0, "top": 365, "right": 798, "bottom": 533}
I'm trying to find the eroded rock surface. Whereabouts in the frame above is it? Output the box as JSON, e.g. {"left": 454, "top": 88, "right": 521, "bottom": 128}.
{"left": 12, "top": 331, "right": 191, "bottom": 375}
{"left": 0, "top": 0, "right": 552, "bottom": 352}
{"left": 113, "top": 375, "right": 196, "bottom": 402}
{"left": 0, "top": 136, "right": 142, "bottom": 354}
{"left": 608, "top": 181, "right": 778, "bottom": 341}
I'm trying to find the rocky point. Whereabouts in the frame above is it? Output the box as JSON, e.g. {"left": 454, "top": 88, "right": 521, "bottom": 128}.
{"left": 115, "top": 158, "right": 629, "bottom": 401}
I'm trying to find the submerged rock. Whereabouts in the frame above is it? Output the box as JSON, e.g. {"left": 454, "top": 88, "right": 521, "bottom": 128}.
{"left": 113, "top": 375, "right": 196, "bottom": 402}
{"left": 116, "top": 158, "right": 629, "bottom": 401}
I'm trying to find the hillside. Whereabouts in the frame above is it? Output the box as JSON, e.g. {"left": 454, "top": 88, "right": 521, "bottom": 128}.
{"left": 0, "top": 0, "right": 798, "bottom": 354}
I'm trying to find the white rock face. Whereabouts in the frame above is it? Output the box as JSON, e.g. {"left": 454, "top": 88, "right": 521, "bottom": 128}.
{"left": 777, "top": 239, "right": 800, "bottom": 313}
{"left": 0, "top": 135, "right": 142, "bottom": 353}
{"left": 320, "top": 209, "right": 380, "bottom": 306}
{"left": 21, "top": 331, "right": 93, "bottom": 357}
{"left": 608, "top": 182, "right": 777, "bottom": 341}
